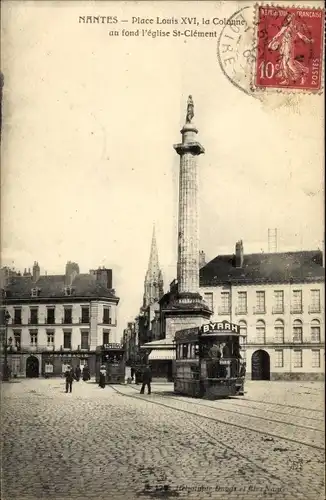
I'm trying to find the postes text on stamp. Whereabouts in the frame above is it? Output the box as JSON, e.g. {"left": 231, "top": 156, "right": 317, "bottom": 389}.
{"left": 254, "top": 5, "right": 324, "bottom": 91}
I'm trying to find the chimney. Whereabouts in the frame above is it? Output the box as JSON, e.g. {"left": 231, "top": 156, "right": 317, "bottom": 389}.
{"left": 235, "top": 240, "right": 244, "bottom": 268}
{"left": 90, "top": 268, "right": 113, "bottom": 289}
{"left": 32, "top": 261, "right": 40, "bottom": 282}
{"left": 199, "top": 250, "right": 206, "bottom": 269}
{"left": 65, "top": 261, "right": 80, "bottom": 285}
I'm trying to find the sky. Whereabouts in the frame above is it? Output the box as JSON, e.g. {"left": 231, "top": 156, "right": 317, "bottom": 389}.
{"left": 1, "top": 1, "right": 324, "bottom": 332}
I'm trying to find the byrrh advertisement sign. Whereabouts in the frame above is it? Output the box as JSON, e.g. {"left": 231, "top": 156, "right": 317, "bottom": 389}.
{"left": 201, "top": 321, "right": 240, "bottom": 335}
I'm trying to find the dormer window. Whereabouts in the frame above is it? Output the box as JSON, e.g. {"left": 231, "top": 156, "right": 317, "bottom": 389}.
{"left": 64, "top": 286, "right": 74, "bottom": 296}
{"left": 31, "top": 288, "right": 40, "bottom": 297}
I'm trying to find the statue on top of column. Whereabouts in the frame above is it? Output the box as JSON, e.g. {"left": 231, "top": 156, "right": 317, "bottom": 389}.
{"left": 186, "top": 95, "right": 194, "bottom": 123}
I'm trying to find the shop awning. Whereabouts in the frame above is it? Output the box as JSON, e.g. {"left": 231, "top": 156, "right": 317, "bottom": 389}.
{"left": 148, "top": 349, "right": 176, "bottom": 361}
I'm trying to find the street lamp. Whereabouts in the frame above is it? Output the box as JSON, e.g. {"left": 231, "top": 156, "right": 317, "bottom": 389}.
{"left": 2, "top": 310, "right": 11, "bottom": 381}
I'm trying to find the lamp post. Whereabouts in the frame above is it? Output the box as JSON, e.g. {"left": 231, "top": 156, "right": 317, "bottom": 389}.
{"left": 2, "top": 310, "right": 11, "bottom": 381}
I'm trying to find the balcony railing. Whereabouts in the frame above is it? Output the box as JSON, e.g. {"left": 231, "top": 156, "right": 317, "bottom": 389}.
{"left": 218, "top": 307, "right": 231, "bottom": 315}
{"left": 62, "top": 318, "right": 73, "bottom": 324}
{"left": 308, "top": 305, "right": 321, "bottom": 314}
{"left": 103, "top": 318, "right": 112, "bottom": 325}
{"left": 246, "top": 337, "right": 266, "bottom": 344}
{"left": 253, "top": 306, "right": 266, "bottom": 315}
{"left": 290, "top": 306, "right": 303, "bottom": 314}
{"left": 80, "top": 317, "right": 90, "bottom": 324}
{"left": 235, "top": 307, "right": 247, "bottom": 315}
{"left": 13, "top": 318, "right": 22, "bottom": 325}
{"left": 272, "top": 306, "right": 284, "bottom": 314}
{"left": 28, "top": 318, "right": 39, "bottom": 325}
{"left": 46, "top": 319, "right": 56, "bottom": 325}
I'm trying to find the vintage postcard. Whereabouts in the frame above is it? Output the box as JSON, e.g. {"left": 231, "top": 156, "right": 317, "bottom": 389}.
{"left": 1, "top": 1, "right": 324, "bottom": 500}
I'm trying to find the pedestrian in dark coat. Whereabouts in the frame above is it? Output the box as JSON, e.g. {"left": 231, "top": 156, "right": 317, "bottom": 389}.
{"left": 99, "top": 366, "right": 106, "bottom": 388}
{"left": 82, "top": 365, "right": 90, "bottom": 381}
{"left": 140, "top": 365, "right": 152, "bottom": 395}
{"left": 75, "top": 366, "right": 81, "bottom": 382}
{"left": 65, "top": 366, "right": 74, "bottom": 393}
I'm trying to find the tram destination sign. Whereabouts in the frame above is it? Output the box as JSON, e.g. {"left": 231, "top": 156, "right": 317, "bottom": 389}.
{"left": 201, "top": 321, "right": 240, "bottom": 335}
{"left": 103, "top": 343, "right": 123, "bottom": 350}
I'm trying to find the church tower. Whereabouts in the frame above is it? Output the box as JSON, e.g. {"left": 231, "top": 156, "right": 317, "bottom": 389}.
{"left": 143, "top": 225, "right": 164, "bottom": 308}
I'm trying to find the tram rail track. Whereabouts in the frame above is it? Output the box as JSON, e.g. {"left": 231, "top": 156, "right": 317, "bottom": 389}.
{"left": 108, "top": 386, "right": 294, "bottom": 491}
{"left": 127, "top": 384, "right": 324, "bottom": 430}
{"left": 112, "top": 384, "right": 325, "bottom": 451}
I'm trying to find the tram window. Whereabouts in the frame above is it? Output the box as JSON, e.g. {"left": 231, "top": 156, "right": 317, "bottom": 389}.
{"left": 195, "top": 345, "right": 199, "bottom": 357}
{"left": 187, "top": 345, "right": 193, "bottom": 359}
{"left": 182, "top": 344, "right": 188, "bottom": 359}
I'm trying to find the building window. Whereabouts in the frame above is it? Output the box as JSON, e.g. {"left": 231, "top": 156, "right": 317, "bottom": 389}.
{"left": 309, "top": 290, "right": 320, "bottom": 313}
{"left": 13, "top": 308, "right": 22, "bottom": 325}
{"left": 46, "top": 307, "right": 55, "bottom": 324}
{"left": 293, "top": 319, "right": 303, "bottom": 343}
{"left": 237, "top": 292, "right": 247, "bottom": 314}
{"left": 46, "top": 330, "right": 54, "bottom": 347}
{"left": 219, "top": 292, "right": 230, "bottom": 314}
{"left": 64, "top": 286, "right": 73, "bottom": 296}
{"left": 311, "top": 319, "right": 320, "bottom": 342}
{"left": 274, "top": 319, "right": 284, "bottom": 343}
{"left": 29, "top": 330, "right": 38, "bottom": 346}
{"left": 311, "top": 350, "right": 320, "bottom": 368}
{"left": 45, "top": 362, "right": 54, "bottom": 374}
{"left": 31, "top": 288, "right": 39, "bottom": 297}
{"left": 81, "top": 307, "right": 90, "bottom": 324}
{"left": 254, "top": 292, "right": 266, "bottom": 314}
{"left": 291, "top": 290, "right": 302, "bottom": 313}
{"left": 238, "top": 320, "right": 247, "bottom": 345}
{"left": 256, "top": 320, "right": 265, "bottom": 343}
{"left": 13, "top": 330, "right": 21, "bottom": 350}
{"left": 63, "top": 331, "right": 72, "bottom": 349}
{"left": 103, "top": 329, "right": 110, "bottom": 345}
{"left": 275, "top": 349, "right": 284, "bottom": 368}
{"left": 103, "top": 307, "right": 112, "bottom": 324}
{"left": 273, "top": 291, "right": 284, "bottom": 314}
{"left": 182, "top": 344, "right": 188, "bottom": 359}
{"left": 203, "top": 292, "right": 213, "bottom": 312}
{"left": 293, "top": 349, "right": 302, "bottom": 368}
{"left": 80, "top": 331, "right": 89, "bottom": 350}
{"left": 29, "top": 308, "right": 38, "bottom": 325}
{"left": 63, "top": 307, "right": 72, "bottom": 324}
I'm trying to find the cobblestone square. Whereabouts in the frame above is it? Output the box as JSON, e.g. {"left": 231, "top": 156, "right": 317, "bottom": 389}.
{"left": 1, "top": 379, "right": 324, "bottom": 500}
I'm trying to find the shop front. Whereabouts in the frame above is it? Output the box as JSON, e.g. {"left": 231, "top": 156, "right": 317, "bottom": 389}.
{"left": 41, "top": 352, "right": 96, "bottom": 377}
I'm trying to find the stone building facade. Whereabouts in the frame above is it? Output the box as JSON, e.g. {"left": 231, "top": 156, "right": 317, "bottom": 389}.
{"left": 1, "top": 262, "right": 120, "bottom": 378}
{"left": 200, "top": 243, "right": 325, "bottom": 381}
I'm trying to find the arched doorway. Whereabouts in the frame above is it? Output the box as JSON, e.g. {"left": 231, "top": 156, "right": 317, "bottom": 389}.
{"left": 26, "top": 356, "right": 39, "bottom": 378}
{"left": 251, "top": 350, "right": 270, "bottom": 380}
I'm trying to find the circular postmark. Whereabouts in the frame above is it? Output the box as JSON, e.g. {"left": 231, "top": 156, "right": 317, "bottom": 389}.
{"left": 217, "top": 6, "right": 260, "bottom": 98}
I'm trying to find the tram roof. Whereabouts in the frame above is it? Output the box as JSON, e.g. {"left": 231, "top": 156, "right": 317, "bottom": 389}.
{"left": 95, "top": 344, "right": 124, "bottom": 352}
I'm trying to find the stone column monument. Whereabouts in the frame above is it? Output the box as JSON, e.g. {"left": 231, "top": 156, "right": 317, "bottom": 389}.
{"left": 163, "top": 96, "right": 212, "bottom": 339}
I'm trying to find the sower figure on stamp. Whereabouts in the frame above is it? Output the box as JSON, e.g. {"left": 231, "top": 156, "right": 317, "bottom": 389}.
{"left": 140, "top": 364, "right": 152, "bottom": 395}
{"left": 64, "top": 365, "right": 74, "bottom": 393}
{"left": 267, "top": 13, "right": 314, "bottom": 86}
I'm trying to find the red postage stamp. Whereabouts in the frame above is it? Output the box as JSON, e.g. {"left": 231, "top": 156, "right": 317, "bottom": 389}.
{"left": 254, "top": 5, "right": 325, "bottom": 91}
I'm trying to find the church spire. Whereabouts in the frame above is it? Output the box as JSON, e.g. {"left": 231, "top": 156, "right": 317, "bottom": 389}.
{"left": 143, "top": 225, "right": 164, "bottom": 308}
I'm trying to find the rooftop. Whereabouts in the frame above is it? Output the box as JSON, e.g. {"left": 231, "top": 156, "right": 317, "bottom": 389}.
{"left": 200, "top": 250, "right": 324, "bottom": 286}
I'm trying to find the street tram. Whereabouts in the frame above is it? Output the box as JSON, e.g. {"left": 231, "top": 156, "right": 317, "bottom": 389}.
{"left": 174, "top": 320, "right": 245, "bottom": 399}
{"left": 95, "top": 343, "right": 126, "bottom": 384}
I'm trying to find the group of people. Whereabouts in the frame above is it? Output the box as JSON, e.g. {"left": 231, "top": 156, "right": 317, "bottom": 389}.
{"left": 64, "top": 363, "right": 153, "bottom": 394}
{"left": 64, "top": 364, "right": 90, "bottom": 393}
